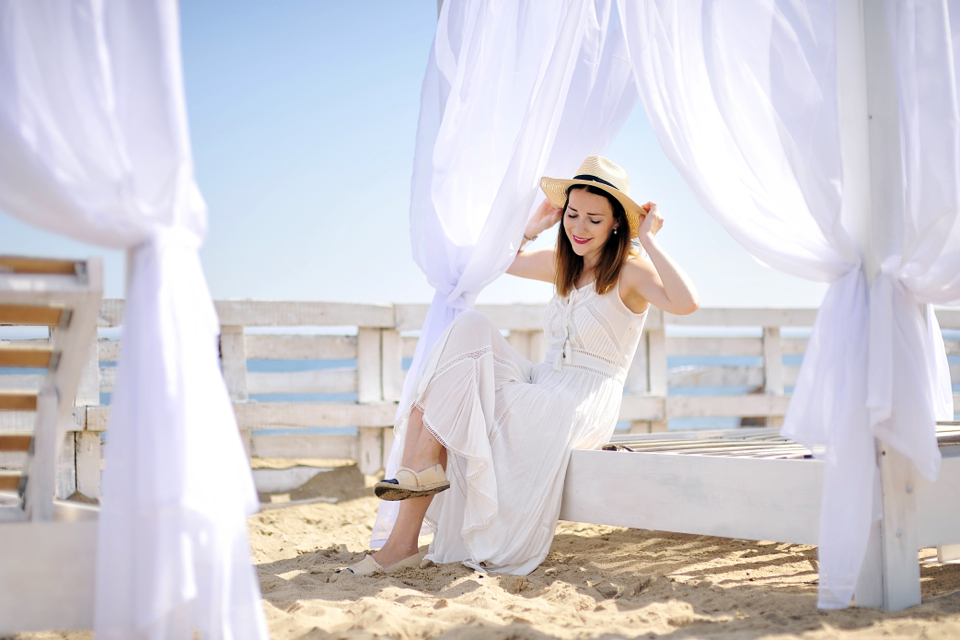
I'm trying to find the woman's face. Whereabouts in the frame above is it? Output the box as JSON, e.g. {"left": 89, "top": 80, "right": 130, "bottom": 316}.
{"left": 563, "top": 188, "right": 618, "bottom": 260}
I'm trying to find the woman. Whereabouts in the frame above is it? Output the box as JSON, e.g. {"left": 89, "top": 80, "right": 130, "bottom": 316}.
{"left": 341, "top": 156, "right": 699, "bottom": 576}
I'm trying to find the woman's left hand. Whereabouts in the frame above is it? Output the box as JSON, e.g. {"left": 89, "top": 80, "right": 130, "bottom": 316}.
{"left": 638, "top": 202, "right": 663, "bottom": 246}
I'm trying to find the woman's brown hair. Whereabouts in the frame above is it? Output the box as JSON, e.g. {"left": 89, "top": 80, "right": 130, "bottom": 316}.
{"left": 554, "top": 184, "right": 637, "bottom": 298}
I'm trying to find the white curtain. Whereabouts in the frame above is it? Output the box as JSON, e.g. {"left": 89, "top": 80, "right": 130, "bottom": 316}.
{"left": 0, "top": 1, "right": 267, "bottom": 637}
{"left": 371, "top": 0, "right": 640, "bottom": 547}
{"left": 623, "top": 0, "right": 959, "bottom": 608}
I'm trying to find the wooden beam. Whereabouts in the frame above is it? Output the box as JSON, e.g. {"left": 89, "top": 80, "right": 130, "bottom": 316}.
{"left": 0, "top": 304, "right": 63, "bottom": 327}
{"left": 0, "top": 471, "right": 20, "bottom": 491}
{"left": 0, "top": 433, "right": 32, "bottom": 452}
{"left": 0, "top": 345, "right": 53, "bottom": 369}
{"left": 0, "top": 256, "right": 78, "bottom": 275}
{"left": 0, "top": 391, "right": 37, "bottom": 411}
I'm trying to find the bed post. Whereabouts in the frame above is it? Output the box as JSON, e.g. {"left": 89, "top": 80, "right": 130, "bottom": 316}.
{"left": 837, "top": 0, "right": 921, "bottom": 611}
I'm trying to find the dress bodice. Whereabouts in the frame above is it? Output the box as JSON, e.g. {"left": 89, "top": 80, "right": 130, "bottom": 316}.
{"left": 542, "top": 281, "right": 649, "bottom": 382}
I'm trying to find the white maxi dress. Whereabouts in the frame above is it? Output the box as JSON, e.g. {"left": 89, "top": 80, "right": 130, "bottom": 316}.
{"left": 396, "top": 279, "right": 648, "bottom": 575}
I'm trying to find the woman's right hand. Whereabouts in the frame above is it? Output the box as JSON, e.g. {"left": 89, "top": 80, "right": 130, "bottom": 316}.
{"left": 526, "top": 198, "right": 563, "bottom": 238}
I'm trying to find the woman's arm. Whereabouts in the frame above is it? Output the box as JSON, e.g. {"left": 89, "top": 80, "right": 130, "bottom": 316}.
{"left": 506, "top": 198, "right": 563, "bottom": 283}
{"left": 621, "top": 202, "right": 700, "bottom": 315}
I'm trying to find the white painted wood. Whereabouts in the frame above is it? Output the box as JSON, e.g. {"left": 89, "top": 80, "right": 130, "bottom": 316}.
{"left": 250, "top": 434, "right": 358, "bottom": 460}
{"left": 244, "top": 334, "right": 357, "bottom": 360}
{"left": 0, "top": 408, "right": 84, "bottom": 433}
{"left": 232, "top": 402, "right": 398, "bottom": 430}
{"left": 560, "top": 450, "right": 824, "bottom": 544}
{"left": 381, "top": 329, "right": 404, "bottom": 402}
{"left": 75, "top": 431, "right": 101, "bottom": 499}
{"left": 219, "top": 325, "right": 248, "bottom": 402}
{"left": 666, "top": 308, "right": 818, "bottom": 328}
{"left": 357, "top": 328, "right": 382, "bottom": 404}
{"left": 915, "top": 454, "right": 960, "bottom": 548}
{"left": 239, "top": 429, "right": 252, "bottom": 462}
{"left": 506, "top": 330, "right": 532, "bottom": 360}
{"left": 834, "top": 0, "right": 921, "bottom": 610}
{"left": 0, "top": 520, "right": 97, "bottom": 634}
{"left": 619, "top": 395, "right": 665, "bottom": 423}
{"left": 252, "top": 467, "right": 324, "bottom": 493}
{"left": 104, "top": 366, "right": 374, "bottom": 396}
{"left": 402, "top": 336, "right": 418, "bottom": 359}
{"left": 0, "top": 374, "right": 44, "bottom": 390}
{"left": 878, "top": 443, "right": 921, "bottom": 610}
{"left": 215, "top": 300, "right": 395, "bottom": 328}
{"left": 98, "top": 365, "right": 116, "bottom": 393}
{"left": 75, "top": 342, "right": 99, "bottom": 407}
{"left": 665, "top": 395, "right": 792, "bottom": 419}
{"left": 358, "top": 427, "right": 383, "bottom": 476}
{"left": 0, "top": 275, "right": 92, "bottom": 302}
{"left": 856, "top": 519, "right": 884, "bottom": 608}
{"left": 937, "top": 544, "right": 960, "bottom": 563}
{"left": 98, "top": 337, "right": 120, "bottom": 362}
{"left": 395, "top": 303, "right": 547, "bottom": 332}
{"left": 98, "top": 299, "right": 396, "bottom": 329}
{"left": 646, "top": 318, "right": 668, "bottom": 433}
{"left": 762, "top": 328, "right": 784, "bottom": 395}
{"left": 97, "top": 298, "right": 125, "bottom": 326}
{"left": 383, "top": 427, "right": 395, "bottom": 473}
{"left": 246, "top": 368, "right": 356, "bottom": 395}
{"left": 626, "top": 332, "right": 649, "bottom": 433}
{"left": 669, "top": 365, "right": 763, "bottom": 388}
{"left": 24, "top": 386, "right": 58, "bottom": 521}
{"left": 56, "top": 432, "right": 77, "bottom": 500}
{"left": 668, "top": 336, "right": 763, "bottom": 357}
{"left": 763, "top": 327, "right": 784, "bottom": 428}
{"left": 937, "top": 309, "right": 960, "bottom": 329}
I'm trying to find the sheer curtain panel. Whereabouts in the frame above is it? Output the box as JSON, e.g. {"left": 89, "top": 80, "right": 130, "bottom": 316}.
{"left": 623, "top": 0, "right": 959, "bottom": 608}
{"left": 372, "top": 0, "right": 640, "bottom": 547}
{"left": 0, "top": 1, "right": 267, "bottom": 637}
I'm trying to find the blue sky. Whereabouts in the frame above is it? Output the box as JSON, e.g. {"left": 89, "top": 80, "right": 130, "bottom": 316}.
{"left": 0, "top": 1, "right": 828, "bottom": 309}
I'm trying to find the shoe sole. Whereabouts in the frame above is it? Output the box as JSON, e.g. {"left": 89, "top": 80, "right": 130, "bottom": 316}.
{"left": 374, "top": 482, "right": 451, "bottom": 501}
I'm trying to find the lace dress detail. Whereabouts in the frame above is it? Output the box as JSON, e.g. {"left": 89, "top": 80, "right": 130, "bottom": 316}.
{"left": 393, "top": 280, "right": 648, "bottom": 575}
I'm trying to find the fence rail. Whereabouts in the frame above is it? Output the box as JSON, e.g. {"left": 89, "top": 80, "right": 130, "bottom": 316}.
{"left": 2, "top": 300, "right": 959, "bottom": 501}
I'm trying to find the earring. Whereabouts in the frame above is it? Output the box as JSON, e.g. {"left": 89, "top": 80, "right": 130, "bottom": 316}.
{"left": 613, "top": 227, "right": 618, "bottom": 235}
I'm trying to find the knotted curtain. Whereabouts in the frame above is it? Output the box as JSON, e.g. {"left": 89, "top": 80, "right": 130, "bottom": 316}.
{"left": 372, "top": 0, "right": 641, "bottom": 546}
{"left": 0, "top": 1, "right": 267, "bottom": 637}
{"left": 623, "top": 0, "right": 959, "bottom": 608}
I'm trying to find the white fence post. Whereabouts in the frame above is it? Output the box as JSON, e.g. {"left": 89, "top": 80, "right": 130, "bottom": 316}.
{"left": 357, "top": 327, "right": 384, "bottom": 475}
{"left": 220, "top": 325, "right": 250, "bottom": 459}
{"left": 646, "top": 309, "right": 668, "bottom": 433}
{"left": 74, "top": 342, "right": 101, "bottom": 499}
{"left": 357, "top": 328, "right": 382, "bottom": 404}
{"left": 627, "top": 331, "right": 650, "bottom": 434}
{"left": 381, "top": 329, "right": 403, "bottom": 403}
{"left": 762, "top": 326, "right": 784, "bottom": 428}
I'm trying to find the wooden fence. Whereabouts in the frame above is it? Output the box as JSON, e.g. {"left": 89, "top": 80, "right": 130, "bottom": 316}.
{"left": 2, "top": 300, "right": 959, "bottom": 501}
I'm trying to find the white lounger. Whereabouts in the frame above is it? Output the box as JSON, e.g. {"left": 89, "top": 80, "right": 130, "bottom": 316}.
{"left": 559, "top": 426, "right": 960, "bottom": 608}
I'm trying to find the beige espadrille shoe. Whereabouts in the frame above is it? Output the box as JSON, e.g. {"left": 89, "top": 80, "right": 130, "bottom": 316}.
{"left": 374, "top": 464, "right": 450, "bottom": 501}
{"left": 336, "top": 552, "right": 422, "bottom": 576}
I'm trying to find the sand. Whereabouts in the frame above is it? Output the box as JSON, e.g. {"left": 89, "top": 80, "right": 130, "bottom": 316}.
{"left": 17, "top": 463, "right": 960, "bottom": 640}
{"left": 250, "top": 464, "right": 960, "bottom": 640}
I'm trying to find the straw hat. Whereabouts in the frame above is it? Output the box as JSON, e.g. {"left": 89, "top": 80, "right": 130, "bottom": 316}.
{"left": 540, "top": 156, "right": 644, "bottom": 237}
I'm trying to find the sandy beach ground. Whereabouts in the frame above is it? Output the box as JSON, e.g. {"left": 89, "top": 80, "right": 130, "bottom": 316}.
{"left": 18, "top": 462, "right": 960, "bottom": 640}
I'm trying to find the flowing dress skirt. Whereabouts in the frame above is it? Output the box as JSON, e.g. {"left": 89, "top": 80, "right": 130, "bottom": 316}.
{"left": 394, "top": 310, "right": 626, "bottom": 575}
